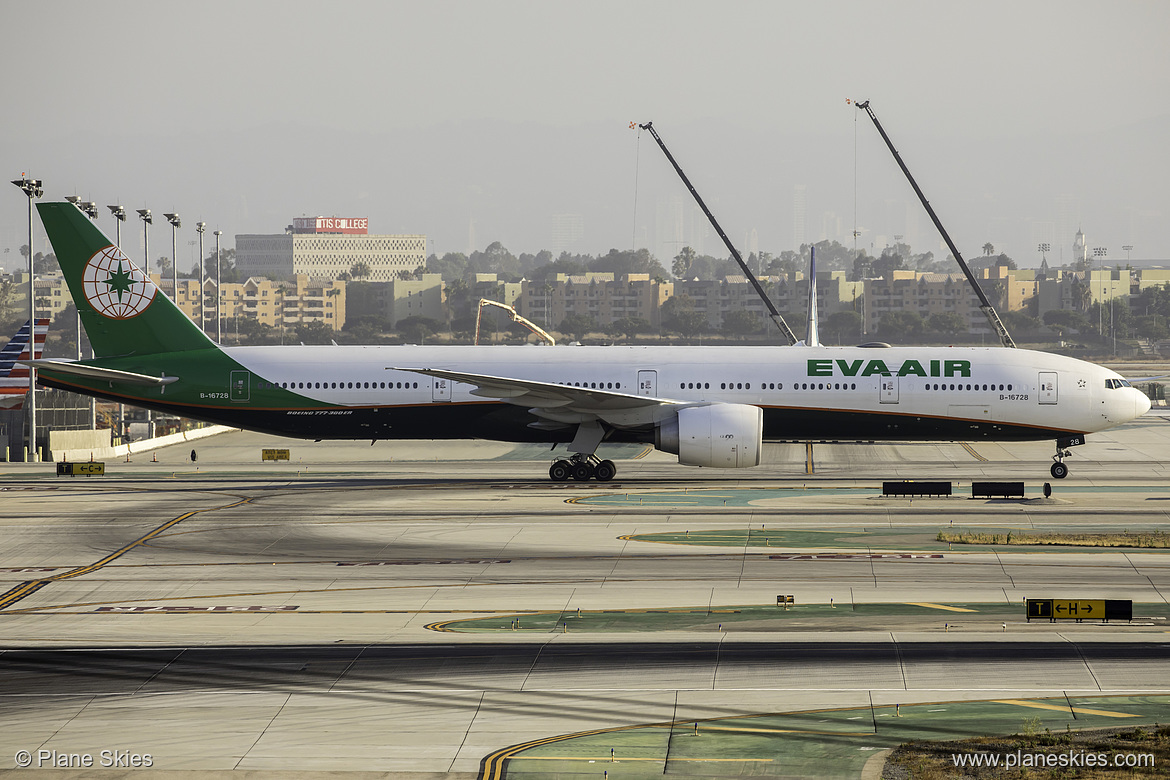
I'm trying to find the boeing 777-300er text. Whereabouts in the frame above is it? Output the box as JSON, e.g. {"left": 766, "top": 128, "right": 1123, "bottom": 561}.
{"left": 27, "top": 202, "right": 1149, "bottom": 481}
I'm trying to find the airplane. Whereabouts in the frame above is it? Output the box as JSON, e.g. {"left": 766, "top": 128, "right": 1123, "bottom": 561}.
{"left": 0, "top": 318, "right": 49, "bottom": 410}
{"left": 25, "top": 201, "right": 1150, "bottom": 482}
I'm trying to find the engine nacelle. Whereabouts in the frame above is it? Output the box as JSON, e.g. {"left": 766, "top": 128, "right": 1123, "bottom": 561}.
{"left": 655, "top": 403, "right": 763, "bottom": 468}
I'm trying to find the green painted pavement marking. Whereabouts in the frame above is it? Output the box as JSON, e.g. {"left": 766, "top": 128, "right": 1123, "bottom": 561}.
{"left": 495, "top": 695, "right": 1170, "bottom": 780}
{"left": 574, "top": 484, "right": 1170, "bottom": 508}
{"left": 429, "top": 602, "right": 1170, "bottom": 634}
{"left": 573, "top": 486, "right": 880, "bottom": 507}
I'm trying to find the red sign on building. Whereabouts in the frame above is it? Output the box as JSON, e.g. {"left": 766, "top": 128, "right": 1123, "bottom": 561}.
{"left": 292, "top": 217, "right": 369, "bottom": 235}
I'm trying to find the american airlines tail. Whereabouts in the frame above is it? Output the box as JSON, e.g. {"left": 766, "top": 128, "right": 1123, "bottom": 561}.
{"left": 0, "top": 319, "right": 49, "bottom": 410}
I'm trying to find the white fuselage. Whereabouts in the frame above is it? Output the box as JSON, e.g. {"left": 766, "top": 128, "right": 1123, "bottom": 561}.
{"left": 219, "top": 343, "right": 1149, "bottom": 440}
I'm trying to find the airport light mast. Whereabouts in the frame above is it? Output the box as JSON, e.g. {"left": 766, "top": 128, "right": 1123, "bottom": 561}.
{"left": 164, "top": 212, "right": 181, "bottom": 302}
{"left": 108, "top": 205, "right": 126, "bottom": 247}
{"left": 136, "top": 209, "right": 152, "bottom": 274}
{"left": 213, "top": 230, "right": 223, "bottom": 342}
{"left": 136, "top": 208, "right": 155, "bottom": 438}
{"left": 109, "top": 205, "right": 128, "bottom": 441}
{"left": 196, "top": 221, "right": 206, "bottom": 332}
{"left": 12, "top": 176, "right": 43, "bottom": 461}
{"left": 65, "top": 197, "right": 99, "bottom": 430}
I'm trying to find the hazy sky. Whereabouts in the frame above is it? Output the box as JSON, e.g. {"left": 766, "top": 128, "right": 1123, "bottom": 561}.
{"left": 3, "top": 1, "right": 1168, "bottom": 271}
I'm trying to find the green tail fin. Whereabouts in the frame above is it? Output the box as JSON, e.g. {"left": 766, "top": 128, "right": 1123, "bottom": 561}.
{"left": 37, "top": 202, "right": 215, "bottom": 358}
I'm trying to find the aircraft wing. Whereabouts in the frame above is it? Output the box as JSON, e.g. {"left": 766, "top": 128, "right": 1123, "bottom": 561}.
{"left": 392, "top": 366, "right": 684, "bottom": 428}
{"left": 22, "top": 359, "right": 179, "bottom": 387}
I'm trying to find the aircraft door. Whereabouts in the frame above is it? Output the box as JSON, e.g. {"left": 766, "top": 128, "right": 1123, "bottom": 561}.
{"left": 879, "top": 375, "right": 899, "bottom": 404}
{"left": 432, "top": 377, "right": 452, "bottom": 402}
{"left": 230, "top": 370, "right": 250, "bottom": 402}
{"left": 637, "top": 370, "right": 657, "bottom": 397}
{"left": 1038, "top": 372, "right": 1057, "bottom": 405}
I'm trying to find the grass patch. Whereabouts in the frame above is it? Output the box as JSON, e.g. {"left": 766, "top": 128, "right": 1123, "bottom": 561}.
{"left": 883, "top": 723, "right": 1170, "bottom": 778}
{"left": 938, "top": 530, "right": 1170, "bottom": 549}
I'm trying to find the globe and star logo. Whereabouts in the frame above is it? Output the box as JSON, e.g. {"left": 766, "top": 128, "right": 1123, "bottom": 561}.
{"left": 81, "top": 246, "right": 157, "bottom": 319}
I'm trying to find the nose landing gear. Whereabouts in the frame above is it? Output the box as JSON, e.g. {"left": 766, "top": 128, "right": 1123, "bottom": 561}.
{"left": 1050, "top": 434, "right": 1085, "bottom": 479}
{"left": 549, "top": 454, "right": 617, "bottom": 482}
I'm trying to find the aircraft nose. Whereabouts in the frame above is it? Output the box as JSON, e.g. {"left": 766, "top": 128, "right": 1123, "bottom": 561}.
{"left": 1137, "top": 388, "right": 1152, "bottom": 418}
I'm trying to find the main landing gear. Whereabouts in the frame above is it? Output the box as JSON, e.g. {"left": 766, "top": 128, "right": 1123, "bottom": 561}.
{"left": 549, "top": 454, "right": 617, "bottom": 482}
{"left": 1050, "top": 434, "right": 1085, "bottom": 479}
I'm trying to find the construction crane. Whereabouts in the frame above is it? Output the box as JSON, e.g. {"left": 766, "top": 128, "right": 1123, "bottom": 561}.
{"left": 474, "top": 298, "right": 556, "bottom": 346}
{"left": 852, "top": 100, "right": 1016, "bottom": 348}
{"left": 635, "top": 121, "right": 800, "bottom": 345}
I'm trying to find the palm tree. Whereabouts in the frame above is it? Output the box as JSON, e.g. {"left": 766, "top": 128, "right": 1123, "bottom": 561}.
{"left": 982, "top": 243, "right": 995, "bottom": 257}
{"left": 672, "top": 246, "right": 696, "bottom": 278}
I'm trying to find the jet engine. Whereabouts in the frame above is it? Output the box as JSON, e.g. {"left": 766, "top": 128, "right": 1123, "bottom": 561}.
{"left": 655, "top": 403, "right": 763, "bottom": 468}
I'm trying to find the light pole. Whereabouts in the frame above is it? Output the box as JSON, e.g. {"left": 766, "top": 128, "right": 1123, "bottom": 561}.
{"left": 65, "top": 199, "right": 99, "bottom": 356}
{"left": 164, "top": 212, "right": 181, "bottom": 303}
{"left": 196, "top": 222, "right": 206, "bottom": 332}
{"left": 136, "top": 209, "right": 152, "bottom": 274}
{"left": 1123, "top": 245, "right": 1134, "bottom": 265}
{"left": 136, "top": 208, "right": 154, "bottom": 439}
{"left": 213, "top": 229, "right": 222, "bottom": 342}
{"left": 109, "top": 205, "right": 127, "bottom": 441}
{"left": 66, "top": 198, "right": 100, "bottom": 430}
{"left": 11, "top": 177, "right": 43, "bottom": 461}
{"left": 107, "top": 205, "right": 126, "bottom": 248}
{"left": 1094, "top": 247, "right": 1110, "bottom": 352}
{"left": 65, "top": 197, "right": 87, "bottom": 358}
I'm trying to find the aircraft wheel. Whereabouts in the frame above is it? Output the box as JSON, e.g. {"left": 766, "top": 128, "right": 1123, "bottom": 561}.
{"left": 549, "top": 460, "right": 572, "bottom": 482}
{"left": 571, "top": 462, "right": 595, "bottom": 482}
{"left": 1050, "top": 462, "right": 1068, "bottom": 479}
{"left": 594, "top": 460, "right": 617, "bottom": 482}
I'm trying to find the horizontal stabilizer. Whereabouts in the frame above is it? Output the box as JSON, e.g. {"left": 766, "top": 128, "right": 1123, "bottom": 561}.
{"left": 22, "top": 359, "right": 179, "bottom": 387}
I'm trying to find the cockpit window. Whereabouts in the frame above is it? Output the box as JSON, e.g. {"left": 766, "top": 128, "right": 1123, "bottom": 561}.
{"left": 1105, "top": 379, "right": 1132, "bottom": 389}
